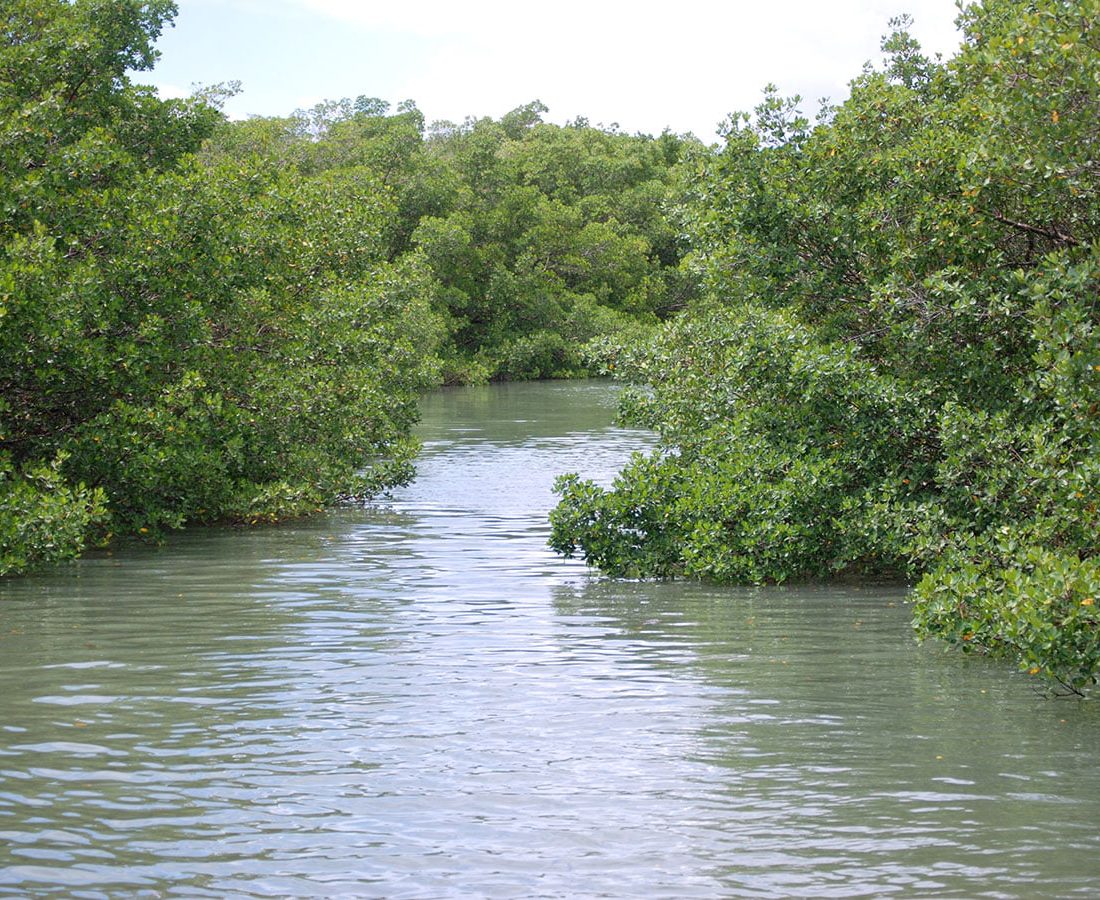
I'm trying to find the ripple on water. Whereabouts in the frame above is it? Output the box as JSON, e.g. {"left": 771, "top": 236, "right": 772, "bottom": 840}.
{"left": 1, "top": 382, "right": 1100, "bottom": 898}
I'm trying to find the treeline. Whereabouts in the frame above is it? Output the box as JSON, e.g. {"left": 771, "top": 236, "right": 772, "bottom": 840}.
{"left": 551, "top": 0, "right": 1099, "bottom": 690}
{"left": 0, "top": 1, "right": 693, "bottom": 575}
{"left": 202, "top": 96, "right": 698, "bottom": 382}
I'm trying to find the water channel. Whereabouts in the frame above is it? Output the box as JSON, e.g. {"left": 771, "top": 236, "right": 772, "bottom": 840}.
{"left": 1, "top": 380, "right": 1099, "bottom": 898}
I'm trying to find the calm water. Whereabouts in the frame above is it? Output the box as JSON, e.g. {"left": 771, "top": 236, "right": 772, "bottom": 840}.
{"left": 1, "top": 380, "right": 1098, "bottom": 898}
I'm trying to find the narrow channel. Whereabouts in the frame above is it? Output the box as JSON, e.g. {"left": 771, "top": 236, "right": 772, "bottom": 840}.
{"left": 1, "top": 380, "right": 1098, "bottom": 897}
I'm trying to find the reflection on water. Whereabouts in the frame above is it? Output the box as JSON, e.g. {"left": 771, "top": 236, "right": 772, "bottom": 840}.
{"left": 1, "top": 380, "right": 1098, "bottom": 898}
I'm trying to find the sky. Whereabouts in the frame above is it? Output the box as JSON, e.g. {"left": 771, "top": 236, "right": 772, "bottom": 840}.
{"left": 147, "top": 0, "right": 966, "bottom": 141}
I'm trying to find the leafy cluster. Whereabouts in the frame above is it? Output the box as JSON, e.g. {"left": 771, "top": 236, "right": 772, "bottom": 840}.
{"left": 413, "top": 107, "right": 698, "bottom": 380}
{"left": 1, "top": 1, "right": 441, "bottom": 573}
{"left": 551, "top": 0, "right": 1099, "bottom": 691}
{"left": 2, "top": 2, "right": 698, "bottom": 576}
{"left": 205, "top": 100, "right": 700, "bottom": 382}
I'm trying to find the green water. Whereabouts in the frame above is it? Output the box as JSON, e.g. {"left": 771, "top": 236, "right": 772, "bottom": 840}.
{"left": 1, "top": 380, "right": 1098, "bottom": 898}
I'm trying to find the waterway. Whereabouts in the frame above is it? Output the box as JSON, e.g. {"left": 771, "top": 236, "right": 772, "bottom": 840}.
{"left": 1, "top": 380, "right": 1098, "bottom": 897}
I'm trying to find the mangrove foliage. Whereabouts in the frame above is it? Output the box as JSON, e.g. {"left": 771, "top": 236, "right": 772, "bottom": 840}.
{"left": 3, "top": 0, "right": 1097, "bottom": 692}
{"left": 550, "top": 0, "right": 1099, "bottom": 691}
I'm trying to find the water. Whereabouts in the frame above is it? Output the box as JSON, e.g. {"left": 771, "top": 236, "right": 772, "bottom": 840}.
{"left": 1, "top": 380, "right": 1098, "bottom": 898}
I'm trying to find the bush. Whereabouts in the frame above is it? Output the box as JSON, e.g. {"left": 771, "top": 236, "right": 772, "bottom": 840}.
{"left": 550, "top": 0, "right": 1100, "bottom": 690}
{"left": 0, "top": 454, "right": 105, "bottom": 576}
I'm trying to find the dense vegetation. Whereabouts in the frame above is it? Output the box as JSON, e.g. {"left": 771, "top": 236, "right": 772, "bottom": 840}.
{"left": 551, "top": 0, "right": 1099, "bottom": 691}
{"left": 3, "top": 0, "right": 1096, "bottom": 691}
{"left": 202, "top": 98, "right": 697, "bottom": 382}
{"left": 0, "top": 0, "right": 441, "bottom": 573}
{"left": 0, "top": 0, "right": 691, "bottom": 576}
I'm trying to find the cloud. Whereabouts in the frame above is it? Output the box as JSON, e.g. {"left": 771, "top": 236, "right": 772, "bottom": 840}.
{"left": 359, "top": 1, "right": 960, "bottom": 135}
{"left": 150, "top": 82, "right": 191, "bottom": 100}
{"left": 291, "top": 0, "right": 961, "bottom": 55}
{"left": 164, "top": 0, "right": 964, "bottom": 138}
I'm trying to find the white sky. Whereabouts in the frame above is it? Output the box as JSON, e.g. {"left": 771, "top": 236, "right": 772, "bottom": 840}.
{"left": 149, "top": 0, "right": 965, "bottom": 140}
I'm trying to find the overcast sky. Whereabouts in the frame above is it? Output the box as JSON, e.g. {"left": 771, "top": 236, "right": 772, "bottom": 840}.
{"left": 147, "top": 0, "right": 966, "bottom": 141}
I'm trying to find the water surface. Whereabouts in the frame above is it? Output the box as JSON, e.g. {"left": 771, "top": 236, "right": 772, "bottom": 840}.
{"left": 2, "top": 380, "right": 1098, "bottom": 898}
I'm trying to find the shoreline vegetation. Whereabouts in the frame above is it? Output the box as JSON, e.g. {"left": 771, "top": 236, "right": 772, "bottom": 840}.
{"left": 1, "top": 0, "right": 1096, "bottom": 692}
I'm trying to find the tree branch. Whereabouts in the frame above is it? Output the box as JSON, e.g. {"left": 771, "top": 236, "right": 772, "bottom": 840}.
{"left": 992, "top": 211, "right": 1078, "bottom": 247}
